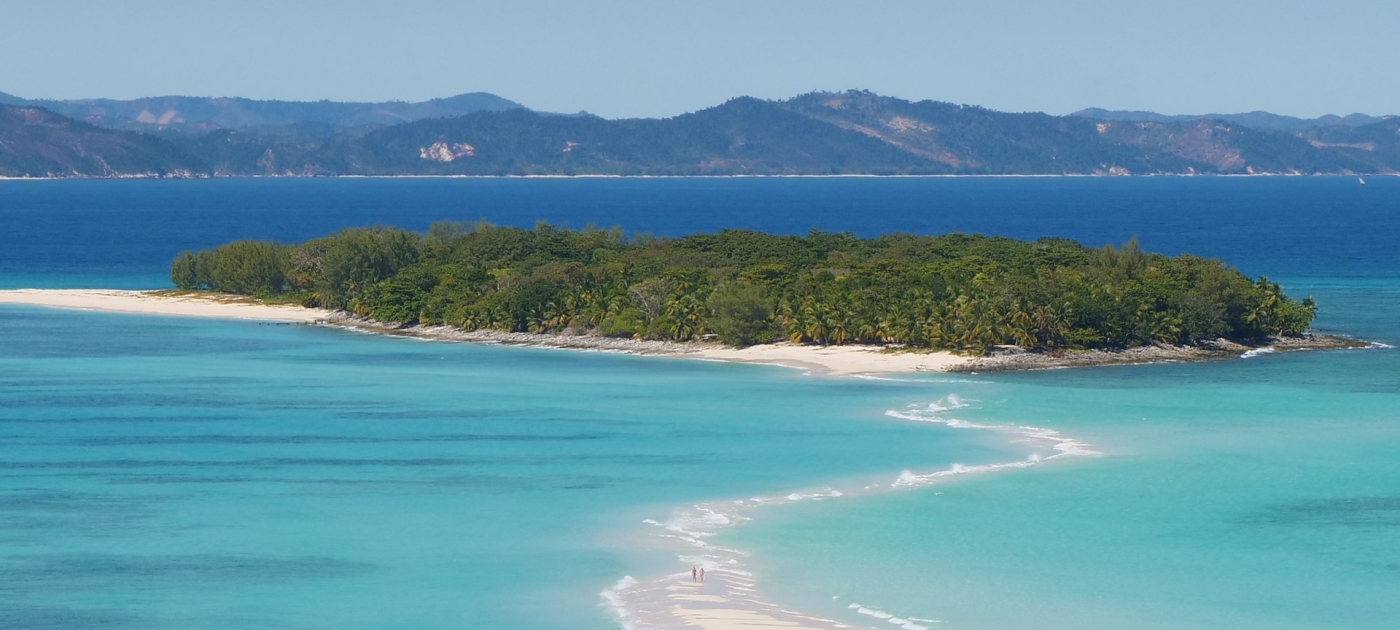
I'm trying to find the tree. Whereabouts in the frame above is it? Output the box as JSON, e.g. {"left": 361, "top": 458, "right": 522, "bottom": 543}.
{"left": 171, "top": 251, "right": 199, "bottom": 289}
{"left": 705, "top": 282, "right": 776, "bottom": 346}
{"left": 175, "top": 223, "right": 1316, "bottom": 351}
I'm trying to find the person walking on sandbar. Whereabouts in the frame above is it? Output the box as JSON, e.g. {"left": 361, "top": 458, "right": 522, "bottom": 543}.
{"left": 691, "top": 567, "right": 697, "bottom": 581}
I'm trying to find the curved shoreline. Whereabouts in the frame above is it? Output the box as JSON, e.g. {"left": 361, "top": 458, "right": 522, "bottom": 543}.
{"left": 0, "top": 289, "right": 1375, "bottom": 375}
{"left": 2, "top": 288, "right": 1383, "bottom": 629}
{"left": 604, "top": 397, "right": 1100, "bottom": 630}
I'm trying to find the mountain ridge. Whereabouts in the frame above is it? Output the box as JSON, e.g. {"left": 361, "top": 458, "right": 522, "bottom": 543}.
{"left": 6, "top": 89, "right": 1391, "bottom": 132}
{"left": 1071, "top": 108, "right": 1392, "bottom": 132}
{"left": 0, "top": 92, "right": 526, "bottom": 132}
{"left": 3, "top": 90, "right": 1399, "bottom": 177}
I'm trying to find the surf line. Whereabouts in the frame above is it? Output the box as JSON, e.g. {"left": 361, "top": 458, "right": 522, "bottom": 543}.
{"left": 601, "top": 396, "right": 1100, "bottom": 630}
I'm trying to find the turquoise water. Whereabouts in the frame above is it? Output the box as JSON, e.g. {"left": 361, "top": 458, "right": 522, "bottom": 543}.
{"left": 725, "top": 278, "right": 1400, "bottom": 630}
{"left": 3, "top": 178, "right": 1398, "bottom": 629}
{"left": 0, "top": 307, "right": 1019, "bottom": 629}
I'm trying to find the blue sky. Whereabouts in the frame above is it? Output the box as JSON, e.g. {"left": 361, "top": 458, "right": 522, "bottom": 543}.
{"left": 3, "top": 0, "right": 1396, "bottom": 118}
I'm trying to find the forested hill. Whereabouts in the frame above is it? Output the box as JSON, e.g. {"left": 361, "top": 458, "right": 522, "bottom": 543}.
{"left": 172, "top": 223, "right": 1317, "bottom": 353}
{"left": 0, "top": 92, "right": 525, "bottom": 132}
{"left": 3, "top": 90, "right": 1399, "bottom": 177}
{"left": 1071, "top": 108, "right": 1388, "bottom": 132}
{"left": 0, "top": 107, "right": 203, "bottom": 177}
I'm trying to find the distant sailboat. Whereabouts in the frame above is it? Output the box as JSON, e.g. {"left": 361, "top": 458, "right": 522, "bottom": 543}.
{"left": 1359, "top": 176, "right": 1366, "bottom": 185}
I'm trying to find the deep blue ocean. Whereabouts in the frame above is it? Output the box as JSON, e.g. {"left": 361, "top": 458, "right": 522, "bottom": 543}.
{"left": 1, "top": 177, "right": 1397, "bottom": 630}
{"left": 2, "top": 177, "right": 1396, "bottom": 289}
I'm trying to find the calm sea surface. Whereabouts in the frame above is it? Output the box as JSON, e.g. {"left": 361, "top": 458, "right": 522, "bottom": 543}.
{"left": 1, "top": 177, "right": 1397, "bottom": 630}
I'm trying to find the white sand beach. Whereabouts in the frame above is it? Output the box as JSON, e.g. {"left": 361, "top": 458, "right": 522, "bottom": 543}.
{"left": 696, "top": 341, "right": 967, "bottom": 375}
{"left": 4, "top": 288, "right": 1349, "bottom": 374}
{"left": 0, "top": 289, "right": 329, "bottom": 323}
{"left": 0, "top": 289, "right": 969, "bottom": 375}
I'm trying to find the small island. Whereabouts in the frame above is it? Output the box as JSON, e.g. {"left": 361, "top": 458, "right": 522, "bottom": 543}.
{"left": 159, "top": 221, "right": 1362, "bottom": 370}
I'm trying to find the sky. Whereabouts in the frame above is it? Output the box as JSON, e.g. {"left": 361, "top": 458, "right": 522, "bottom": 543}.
{"left": 2, "top": 0, "right": 1397, "bottom": 119}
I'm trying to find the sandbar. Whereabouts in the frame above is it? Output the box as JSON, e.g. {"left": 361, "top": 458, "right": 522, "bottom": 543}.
{"left": 0, "top": 289, "right": 328, "bottom": 322}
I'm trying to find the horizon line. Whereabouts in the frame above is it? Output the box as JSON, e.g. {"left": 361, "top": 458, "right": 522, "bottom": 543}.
{"left": 3, "top": 88, "right": 1393, "bottom": 122}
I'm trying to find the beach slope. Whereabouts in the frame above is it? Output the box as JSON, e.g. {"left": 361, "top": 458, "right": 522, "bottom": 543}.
{"left": 1, "top": 289, "right": 1367, "bottom": 375}
{"left": 0, "top": 289, "right": 968, "bottom": 375}
{"left": 0, "top": 289, "right": 328, "bottom": 322}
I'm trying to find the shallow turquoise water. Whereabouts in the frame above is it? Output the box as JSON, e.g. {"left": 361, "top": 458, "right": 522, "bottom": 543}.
{"left": 0, "top": 306, "right": 1018, "bottom": 629}
{"left": 3, "top": 178, "right": 1398, "bottom": 629}
{"left": 5, "top": 285, "right": 1392, "bottom": 630}
{"left": 723, "top": 278, "right": 1400, "bottom": 630}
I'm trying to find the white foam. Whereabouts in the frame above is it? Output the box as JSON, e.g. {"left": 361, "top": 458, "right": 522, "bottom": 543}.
{"left": 603, "top": 393, "right": 1099, "bottom": 630}
{"left": 884, "top": 399, "right": 1100, "bottom": 461}
{"left": 600, "top": 576, "right": 640, "bottom": 629}
{"left": 849, "top": 602, "right": 931, "bottom": 630}
{"left": 1241, "top": 347, "right": 1276, "bottom": 358}
{"left": 851, "top": 374, "right": 942, "bottom": 383}
{"left": 785, "top": 489, "right": 844, "bottom": 501}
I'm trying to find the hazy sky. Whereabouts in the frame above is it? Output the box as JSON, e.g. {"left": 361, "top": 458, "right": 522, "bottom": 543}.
{"left": 3, "top": 0, "right": 1397, "bottom": 118}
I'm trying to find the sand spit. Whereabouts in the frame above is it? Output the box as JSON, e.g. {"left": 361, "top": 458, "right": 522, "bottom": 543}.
{"left": 0, "top": 289, "right": 966, "bottom": 375}
{"left": 602, "top": 397, "right": 1101, "bottom": 630}
{"left": 0, "top": 289, "right": 1371, "bottom": 375}
{"left": 0, "top": 288, "right": 327, "bottom": 322}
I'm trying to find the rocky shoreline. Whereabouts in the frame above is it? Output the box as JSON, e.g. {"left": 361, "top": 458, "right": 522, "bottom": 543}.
{"left": 318, "top": 312, "right": 1376, "bottom": 375}
{"left": 949, "top": 332, "right": 1374, "bottom": 373}
{"left": 321, "top": 312, "right": 705, "bottom": 355}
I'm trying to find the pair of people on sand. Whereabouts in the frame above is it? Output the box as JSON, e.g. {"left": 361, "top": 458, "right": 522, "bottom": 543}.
{"left": 690, "top": 566, "right": 705, "bottom": 582}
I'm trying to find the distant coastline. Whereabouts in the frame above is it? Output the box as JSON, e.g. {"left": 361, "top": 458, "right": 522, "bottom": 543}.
{"left": 7, "top": 90, "right": 1400, "bottom": 179}
{"left": 2, "top": 173, "right": 1397, "bottom": 181}
{"left": 0, "top": 289, "right": 1371, "bottom": 375}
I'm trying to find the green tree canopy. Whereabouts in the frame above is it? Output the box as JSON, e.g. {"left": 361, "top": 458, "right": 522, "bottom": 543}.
{"left": 174, "top": 223, "right": 1316, "bottom": 353}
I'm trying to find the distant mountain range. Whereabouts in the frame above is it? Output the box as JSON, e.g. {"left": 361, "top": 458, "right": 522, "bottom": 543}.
{"left": 2, "top": 90, "right": 1396, "bottom": 177}
{"left": 0, "top": 91, "right": 524, "bottom": 132}
{"left": 1071, "top": 108, "right": 1387, "bottom": 132}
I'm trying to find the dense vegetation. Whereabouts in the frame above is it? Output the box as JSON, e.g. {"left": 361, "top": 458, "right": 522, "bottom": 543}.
{"left": 0, "top": 107, "right": 204, "bottom": 177}
{"left": 172, "top": 223, "right": 1316, "bottom": 354}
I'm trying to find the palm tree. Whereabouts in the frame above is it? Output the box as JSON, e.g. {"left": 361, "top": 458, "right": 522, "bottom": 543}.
{"left": 1005, "top": 300, "right": 1036, "bottom": 347}
{"left": 801, "top": 296, "right": 829, "bottom": 344}
{"left": 665, "top": 294, "right": 704, "bottom": 341}
{"left": 917, "top": 297, "right": 954, "bottom": 349}
{"left": 877, "top": 302, "right": 906, "bottom": 344}
{"left": 458, "top": 309, "right": 481, "bottom": 331}
{"left": 1247, "top": 276, "right": 1284, "bottom": 334}
{"left": 776, "top": 294, "right": 806, "bottom": 342}
{"left": 527, "top": 306, "right": 549, "bottom": 333}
